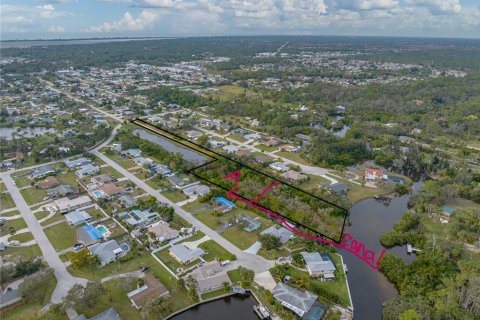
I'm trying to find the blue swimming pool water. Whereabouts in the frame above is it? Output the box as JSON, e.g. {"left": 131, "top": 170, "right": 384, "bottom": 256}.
{"left": 215, "top": 197, "right": 235, "bottom": 207}
{"left": 96, "top": 225, "right": 108, "bottom": 234}
{"left": 92, "top": 190, "right": 104, "bottom": 198}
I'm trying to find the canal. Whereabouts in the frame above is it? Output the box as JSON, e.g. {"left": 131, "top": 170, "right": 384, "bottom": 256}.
{"left": 170, "top": 295, "right": 258, "bottom": 320}
{"left": 340, "top": 181, "right": 423, "bottom": 320}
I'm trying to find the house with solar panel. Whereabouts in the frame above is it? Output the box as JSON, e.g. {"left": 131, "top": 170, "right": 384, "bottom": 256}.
{"left": 118, "top": 209, "right": 160, "bottom": 227}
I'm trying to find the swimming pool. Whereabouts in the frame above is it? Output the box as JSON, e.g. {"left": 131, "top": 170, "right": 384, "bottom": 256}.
{"left": 95, "top": 225, "right": 111, "bottom": 237}
{"left": 215, "top": 196, "right": 235, "bottom": 208}
{"left": 92, "top": 190, "right": 105, "bottom": 199}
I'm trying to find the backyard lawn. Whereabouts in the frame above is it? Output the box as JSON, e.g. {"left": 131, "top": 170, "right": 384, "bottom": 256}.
{"left": 198, "top": 240, "right": 237, "bottom": 262}
{"left": 154, "top": 248, "right": 199, "bottom": 273}
{"left": 57, "top": 171, "right": 79, "bottom": 186}
{"left": 201, "top": 288, "right": 227, "bottom": 300}
{"left": 8, "top": 232, "right": 34, "bottom": 243}
{"left": 0, "top": 193, "right": 16, "bottom": 211}
{"left": 20, "top": 187, "right": 48, "bottom": 205}
{"left": 0, "top": 245, "right": 42, "bottom": 262}
{"left": 12, "top": 176, "right": 32, "bottom": 188}
{"left": 228, "top": 133, "right": 247, "bottom": 143}
{"left": 40, "top": 213, "right": 66, "bottom": 226}
{"left": 1, "top": 217, "right": 27, "bottom": 236}
{"left": 275, "top": 151, "right": 310, "bottom": 165}
{"left": 299, "top": 174, "right": 332, "bottom": 191}
{"left": 44, "top": 221, "right": 78, "bottom": 251}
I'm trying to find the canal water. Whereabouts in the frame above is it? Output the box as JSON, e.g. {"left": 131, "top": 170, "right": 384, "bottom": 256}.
{"left": 340, "top": 181, "right": 423, "bottom": 320}
{"left": 170, "top": 295, "right": 258, "bottom": 320}
{"left": 134, "top": 129, "right": 208, "bottom": 165}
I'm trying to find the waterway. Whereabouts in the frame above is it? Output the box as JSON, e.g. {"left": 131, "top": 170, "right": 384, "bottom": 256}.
{"left": 170, "top": 295, "right": 258, "bottom": 320}
{"left": 134, "top": 129, "right": 208, "bottom": 165}
{"left": 0, "top": 126, "right": 56, "bottom": 140}
{"left": 340, "top": 181, "right": 423, "bottom": 320}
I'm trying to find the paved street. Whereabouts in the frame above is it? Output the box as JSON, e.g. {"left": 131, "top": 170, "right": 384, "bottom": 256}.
{"left": 1, "top": 173, "right": 87, "bottom": 303}
{"left": 90, "top": 148, "right": 276, "bottom": 275}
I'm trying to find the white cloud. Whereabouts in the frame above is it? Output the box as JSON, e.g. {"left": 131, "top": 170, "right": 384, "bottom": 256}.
{"left": 87, "top": 10, "right": 160, "bottom": 32}
{"left": 406, "top": 0, "right": 461, "bottom": 14}
{"left": 333, "top": 0, "right": 399, "bottom": 11}
{"left": 48, "top": 25, "right": 65, "bottom": 32}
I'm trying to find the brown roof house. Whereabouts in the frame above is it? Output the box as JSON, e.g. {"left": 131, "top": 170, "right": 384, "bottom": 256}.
{"left": 100, "top": 183, "right": 124, "bottom": 197}
{"left": 280, "top": 170, "right": 307, "bottom": 182}
{"left": 148, "top": 221, "right": 179, "bottom": 242}
{"left": 37, "top": 176, "right": 60, "bottom": 189}
{"left": 127, "top": 274, "right": 169, "bottom": 309}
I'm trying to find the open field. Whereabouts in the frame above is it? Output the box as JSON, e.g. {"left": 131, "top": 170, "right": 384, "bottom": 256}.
{"left": 44, "top": 221, "right": 78, "bottom": 251}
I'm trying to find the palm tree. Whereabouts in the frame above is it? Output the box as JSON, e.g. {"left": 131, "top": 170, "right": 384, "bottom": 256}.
{"left": 87, "top": 254, "right": 101, "bottom": 277}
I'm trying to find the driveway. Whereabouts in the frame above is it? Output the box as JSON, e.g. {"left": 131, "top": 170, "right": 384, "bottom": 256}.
{"left": 1, "top": 173, "right": 87, "bottom": 303}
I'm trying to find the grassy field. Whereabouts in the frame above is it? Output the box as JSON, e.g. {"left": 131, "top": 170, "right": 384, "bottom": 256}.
{"left": 345, "top": 181, "right": 391, "bottom": 204}
{"left": 40, "top": 213, "right": 65, "bottom": 226}
{"left": 0, "top": 193, "right": 16, "bottom": 211}
{"left": 57, "top": 171, "right": 79, "bottom": 186}
{"left": 44, "top": 221, "right": 78, "bottom": 251}
{"left": 0, "top": 183, "right": 6, "bottom": 192}
{"left": 99, "top": 166, "right": 123, "bottom": 179}
{"left": 227, "top": 269, "right": 242, "bottom": 284}
{"left": 255, "top": 144, "right": 278, "bottom": 152}
{"left": 275, "top": 151, "right": 310, "bottom": 165}
{"left": 257, "top": 247, "right": 290, "bottom": 260}
{"left": 12, "top": 176, "right": 32, "bottom": 188}
{"left": 0, "top": 245, "right": 42, "bottom": 262}
{"left": 34, "top": 210, "right": 50, "bottom": 220}
{"left": 228, "top": 133, "right": 247, "bottom": 143}
{"left": 1, "top": 217, "right": 27, "bottom": 236}
{"left": 8, "top": 232, "right": 34, "bottom": 243}
{"left": 182, "top": 198, "right": 208, "bottom": 212}
{"left": 0, "top": 210, "right": 20, "bottom": 217}
{"left": 201, "top": 288, "right": 227, "bottom": 300}
{"left": 161, "top": 190, "right": 188, "bottom": 203}
{"left": 198, "top": 240, "right": 237, "bottom": 262}
{"left": 299, "top": 174, "right": 332, "bottom": 191}
{"left": 20, "top": 187, "right": 48, "bottom": 205}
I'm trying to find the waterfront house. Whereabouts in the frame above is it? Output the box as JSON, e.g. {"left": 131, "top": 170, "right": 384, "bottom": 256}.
{"left": 260, "top": 226, "right": 294, "bottom": 244}
{"left": 169, "top": 244, "right": 205, "bottom": 265}
{"left": 273, "top": 282, "right": 327, "bottom": 319}
{"left": 188, "top": 261, "right": 231, "bottom": 293}
{"left": 74, "top": 308, "right": 122, "bottom": 320}
{"left": 127, "top": 274, "right": 169, "bottom": 309}
{"left": 364, "top": 168, "right": 384, "bottom": 181}
{"left": 301, "top": 252, "right": 336, "bottom": 278}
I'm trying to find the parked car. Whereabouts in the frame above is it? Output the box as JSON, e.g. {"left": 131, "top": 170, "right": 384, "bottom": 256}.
{"left": 141, "top": 266, "right": 149, "bottom": 272}
{"left": 9, "top": 241, "right": 20, "bottom": 246}
{"left": 73, "top": 243, "right": 84, "bottom": 251}
{"left": 48, "top": 206, "right": 57, "bottom": 214}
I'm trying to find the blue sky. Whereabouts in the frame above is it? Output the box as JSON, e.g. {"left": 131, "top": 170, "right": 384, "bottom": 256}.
{"left": 1, "top": 0, "right": 479, "bottom": 40}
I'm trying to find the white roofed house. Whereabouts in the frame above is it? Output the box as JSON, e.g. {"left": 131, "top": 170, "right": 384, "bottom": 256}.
{"left": 301, "top": 252, "right": 336, "bottom": 279}
{"left": 64, "top": 210, "right": 92, "bottom": 226}
{"left": 272, "top": 282, "right": 327, "bottom": 319}
{"left": 76, "top": 164, "right": 100, "bottom": 178}
{"left": 169, "top": 244, "right": 205, "bottom": 265}
{"left": 269, "top": 162, "right": 289, "bottom": 172}
{"left": 54, "top": 196, "right": 92, "bottom": 214}
{"left": 65, "top": 157, "right": 91, "bottom": 169}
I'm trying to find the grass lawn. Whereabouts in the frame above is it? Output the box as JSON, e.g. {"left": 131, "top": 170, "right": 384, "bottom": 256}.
{"left": 34, "top": 210, "right": 50, "bottom": 220}
{"left": 275, "top": 151, "right": 310, "bottom": 165}
{"left": 8, "top": 232, "right": 34, "bottom": 243}
{"left": 178, "top": 231, "right": 205, "bottom": 244}
{"left": 1, "top": 217, "right": 27, "bottom": 235}
{"left": 182, "top": 199, "right": 208, "bottom": 212}
{"left": 0, "top": 245, "right": 42, "bottom": 262}
{"left": 201, "top": 288, "right": 228, "bottom": 300}
{"left": 0, "top": 210, "right": 20, "bottom": 217}
{"left": 57, "top": 171, "right": 79, "bottom": 186}
{"left": 40, "top": 213, "right": 65, "bottom": 226}
{"left": 346, "top": 182, "right": 391, "bottom": 204}
{"left": 100, "top": 166, "right": 123, "bottom": 179}
{"left": 85, "top": 207, "right": 105, "bottom": 221}
{"left": 13, "top": 176, "right": 32, "bottom": 188}
{"left": 257, "top": 247, "right": 290, "bottom": 260}
{"left": 161, "top": 190, "right": 188, "bottom": 203}
{"left": 44, "top": 221, "right": 78, "bottom": 251}
{"left": 0, "top": 183, "right": 6, "bottom": 192}
{"left": 420, "top": 215, "right": 449, "bottom": 239}
{"left": 155, "top": 248, "right": 199, "bottom": 272}
{"left": 227, "top": 269, "right": 242, "bottom": 284}
{"left": 221, "top": 227, "right": 259, "bottom": 250}
{"left": 198, "top": 240, "right": 237, "bottom": 262}
{"left": 20, "top": 187, "right": 48, "bottom": 205}
{"left": 255, "top": 144, "right": 278, "bottom": 152}
{"left": 299, "top": 174, "right": 331, "bottom": 191}
{"left": 116, "top": 158, "right": 136, "bottom": 169}
{"left": 228, "top": 133, "right": 247, "bottom": 143}
{"left": 0, "top": 193, "right": 16, "bottom": 211}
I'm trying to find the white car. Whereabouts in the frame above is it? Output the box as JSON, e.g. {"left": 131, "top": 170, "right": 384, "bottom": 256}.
{"left": 48, "top": 206, "right": 58, "bottom": 214}
{"left": 9, "top": 240, "right": 20, "bottom": 246}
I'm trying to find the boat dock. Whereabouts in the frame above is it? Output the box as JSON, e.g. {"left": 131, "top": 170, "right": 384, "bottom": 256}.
{"left": 254, "top": 304, "right": 271, "bottom": 319}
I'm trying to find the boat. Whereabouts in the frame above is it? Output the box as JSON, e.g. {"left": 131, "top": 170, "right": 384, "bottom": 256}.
{"left": 253, "top": 304, "right": 271, "bottom": 319}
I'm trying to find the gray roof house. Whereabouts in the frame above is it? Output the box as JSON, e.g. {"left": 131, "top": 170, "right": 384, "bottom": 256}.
{"left": 182, "top": 184, "right": 210, "bottom": 197}
{"left": 0, "top": 289, "right": 24, "bottom": 311}
{"left": 121, "top": 149, "right": 142, "bottom": 158}
{"left": 301, "top": 252, "right": 336, "bottom": 278}
{"left": 118, "top": 194, "right": 137, "bottom": 208}
{"left": 260, "top": 226, "right": 294, "bottom": 244}
{"left": 29, "top": 165, "right": 55, "bottom": 179}
{"left": 76, "top": 164, "right": 100, "bottom": 178}
{"left": 65, "top": 158, "right": 91, "bottom": 169}
{"left": 272, "top": 282, "right": 323, "bottom": 318}
{"left": 269, "top": 162, "right": 289, "bottom": 172}
{"left": 74, "top": 308, "right": 122, "bottom": 320}
{"left": 47, "top": 184, "right": 74, "bottom": 196}
{"left": 64, "top": 210, "right": 92, "bottom": 226}
{"left": 169, "top": 244, "right": 205, "bottom": 265}
{"left": 88, "top": 240, "right": 124, "bottom": 267}
{"left": 320, "top": 182, "right": 349, "bottom": 195}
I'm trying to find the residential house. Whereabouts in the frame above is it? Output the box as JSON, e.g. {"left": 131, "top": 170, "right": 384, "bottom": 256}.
{"left": 269, "top": 162, "right": 289, "bottom": 172}
{"left": 118, "top": 195, "right": 137, "bottom": 208}
{"left": 255, "top": 155, "right": 272, "bottom": 164}
{"left": 74, "top": 308, "right": 122, "bottom": 320}
{"left": 77, "top": 225, "right": 103, "bottom": 246}
{"left": 237, "top": 149, "right": 251, "bottom": 157}
{"left": 272, "top": 282, "right": 327, "bottom": 319}
{"left": 37, "top": 176, "right": 59, "bottom": 189}
{"left": 100, "top": 183, "right": 124, "bottom": 198}
{"left": 182, "top": 184, "right": 210, "bottom": 197}
{"left": 0, "top": 289, "right": 24, "bottom": 312}
{"left": 169, "top": 244, "right": 205, "bottom": 265}
{"left": 280, "top": 170, "right": 307, "bottom": 182}
{"left": 264, "top": 138, "right": 281, "bottom": 147}
{"left": 186, "top": 130, "right": 202, "bottom": 140}
{"left": 119, "top": 209, "right": 160, "bottom": 227}
{"left": 208, "top": 140, "right": 226, "bottom": 148}
{"left": 260, "top": 226, "right": 294, "bottom": 244}
{"left": 364, "top": 168, "right": 384, "bottom": 181}
{"left": 64, "top": 210, "right": 92, "bottom": 226}
{"left": 29, "top": 165, "right": 55, "bottom": 179}
{"left": 65, "top": 158, "right": 91, "bottom": 169}
{"left": 244, "top": 133, "right": 261, "bottom": 141}
{"left": 111, "top": 143, "right": 122, "bottom": 152}
{"left": 188, "top": 261, "right": 231, "bottom": 293}
{"left": 76, "top": 164, "right": 100, "bottom": 178}
{"left": 127, "top": 275, "right": 169, "bottom": 309}
{"left": 151, "top": 164, "right": 172, "bottom": 176}
{"left": 47, "top": 184, "right": 74, "bottom": 197}
{"left": 133, "top": 157, "right": 153, "bottom": 167}
{"left": 88, "top": 240, "right": 124, "bottom": 267}
{"left": 223, "top": 145, "right": 239, "bottom": 154}
{"left": 91, "top": 174, "right": 113, "bottom": 185}
{"left": 121, "top": 149, "right": 142, "bottom": 158}
{"left": 279, "top": 144, "right": 300, "bottom": 153}
{"left": 167, "top": 175, "right": 189, "bottom": 189}
{"left": 301, "top": 252, "right": 336, "bottom": 278}
{"left": 54, "top": 196, "right": 92, "bottom": 214}
{"left": 236, "top": 215, "right": 261, "bottom": 232}
{"left": 148, "top": 221, "right": 179, "bottom": 242}
{"left": 442, "top": 206, "right": 455, "bottom": 218}
{"left": 320, "top": 183, "right": 349, "bottom": 195}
